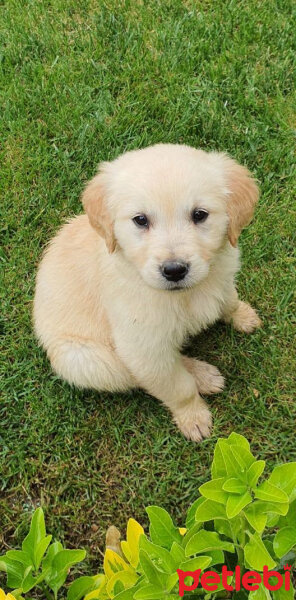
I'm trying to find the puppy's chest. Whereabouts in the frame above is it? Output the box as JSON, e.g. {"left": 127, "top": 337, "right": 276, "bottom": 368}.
{"left": 186, "top": 289, "right": 223, "bottom": 334}
{"left": 104, "top": 279, "right": 225, "bottom": 351}
{"left": 130, "top": 288, "right": 222, "bottom": 344}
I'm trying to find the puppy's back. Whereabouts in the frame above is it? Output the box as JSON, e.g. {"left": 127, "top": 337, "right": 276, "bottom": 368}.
{"left": 33, "top": 215, "right": 110, "bottom": 350}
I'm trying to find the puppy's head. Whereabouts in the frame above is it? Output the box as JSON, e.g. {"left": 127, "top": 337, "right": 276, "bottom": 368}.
{"left": 82, "top": 144, "right": 258, "bottom": 291}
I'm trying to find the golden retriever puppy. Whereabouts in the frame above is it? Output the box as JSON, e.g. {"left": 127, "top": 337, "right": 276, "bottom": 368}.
{"left": 33, "top": 144, "right": 261, "bottom": 442}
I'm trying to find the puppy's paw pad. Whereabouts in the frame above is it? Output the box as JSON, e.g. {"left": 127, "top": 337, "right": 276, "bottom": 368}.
{"left": 193, "top": 361, "right": 225, "bottom": 395}
{"left": 174, "top": 404, "right": 212, "bottom": 442}
{"left": 232, "top": 302, "right": 262, "bottom": 333}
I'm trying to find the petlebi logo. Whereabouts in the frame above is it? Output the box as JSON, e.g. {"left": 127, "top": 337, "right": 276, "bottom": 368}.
{"left": 177, "top": 564, "right": 292, "bottom": 596}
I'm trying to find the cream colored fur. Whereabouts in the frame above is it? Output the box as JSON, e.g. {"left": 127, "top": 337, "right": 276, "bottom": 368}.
{"left": 33, "top": 144, "right": 261, "bottom": 442}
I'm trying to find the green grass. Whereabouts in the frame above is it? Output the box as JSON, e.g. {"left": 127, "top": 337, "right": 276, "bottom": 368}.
{"left": 1, "top": 0, "right": 295, "bottom": 579}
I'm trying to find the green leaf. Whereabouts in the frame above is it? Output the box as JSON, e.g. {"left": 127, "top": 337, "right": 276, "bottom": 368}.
{"left": 22, "top": 507, "right": 47, "bottom": 570}
{"left": 227, "top": 432, "right": 250, "bottom": 450}
{"left": 230, "top": 445, "right": 256, "bottom": 472}
{"left": 67, "top": 575, "right": 101, "bottom": 600}
{"left": 116, "top": 583, "right": 143, "bottom": 600}
{"left": 134, "top": 584, "right": 165, "bottom": 599}
{"left": 218, "top": 439, "right": 255, "bottom": 480}
{"left": 244, "top": 533, "right": 276, "bottom": 571}
{"left": 0, "top": 556, "right": 25, "bottom": 588}
{"left": 273, "top": 581, "right": 295, "bottom": 600}
{"left": 35, "top": 535, "right": 52, "bottom": 569}
{"left": 211, "top": 440, "right": 227, "bottom": 478}
{"left": 253, "top": 500, "right": 289, "bottom": 516}
{"left": 219, "top": 440, "right": 246, "bottom": 477}
{"left": 169, "top": 542, "right": 185, "bottom": 565}
{"left": 181, "top": 521, "right": 202, "bottom": 548}
{"left": 263, "top": 538, "right": 276, "bottom": 559}
{"left": 5, "top": 550, "right": 32, "bottom": 567}
{"left": 139, "top": 550, "right": 167, "bottom": 589}
{"left": 249, "top": 583, "right": 272, "bottom": 599}
{"left": 43, "top": 541, "right": 64, "bottom": 571}
{"left": 198, "top": 478, "right": 228, "bottom": 504}
{"left": 178, "top": 555, "right": 212, "bottom": 572}
{"left": 205, "top": 549, "right": 225, "bottom": 567}
{"left": 266, "top": 513, "right": 280, "bottom": 527}
{"left": 46, "top": 569, "right": 70, "bottom": 597}
{"left": 185, "top": 529, "right": 234, "bottom": 557}
{"left": 273, "top": 526, "right": 296, "bottom": 558}
{"left": 139, "top": 536, "right": 175, "bottom": 573}
{"left": 146, "top": 506, "right": 182, "bottom": 550}
{"left": 46, "top": 549, "right": 86, "bottom": 597}
{"left": 226, "top": 491, "right": 252, "bottom": 518}
{"left": 269, "top": 463, "right": 296, "bottom": 502}
{"left": 247, "top": 461, "right": 266, "bottom": 488}
{"left": 244, "top": 504, "right": 267, "bottom": 533}
{"left": 255, "top": 482, "right": 289, "bottom": 504}
{"left": 195, "top": 499, "right": 227, "bottom": 521}
{"left": 21, "top": 566, "right": 35, "bottom": 593}
{"left": 223, "top": 478, "right": 247, "bottom": 494}
{"left": 185, "top": 498, "right": 205, "bottom": 529}
{"left": 278, "top": 499, "right": 296, "bottom": 528}
{"left": 214, "top": 518, "right": 233, "bottom": 539}
{"left": 51, "top": 548, "right": 86, "bottom": 572}
{"left": 165, "top": 572, "right": 179, "bottom": 593}
{"left": 22, "top": 566, "right": 46, "bottom": 593}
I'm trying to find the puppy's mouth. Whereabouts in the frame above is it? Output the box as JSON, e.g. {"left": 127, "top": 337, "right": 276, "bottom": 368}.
{"left": 167, "top": 284, "right": 187, "bottom": 291}
{"left": 164, "top": 280, "right": 194, "bottom": 292}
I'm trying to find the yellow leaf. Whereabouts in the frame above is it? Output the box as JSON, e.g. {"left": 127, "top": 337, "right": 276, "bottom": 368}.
{"left": 84, "top": 590, "right": 103, "bottom": 600}
{"left": 179, "top": 528, "right": 187, "bottom": 536}
{"left": 0, "top": 592, "right": 16, "bottom": 600}
{"left": 84, "top": 576, "right": 107, "bottom": 600}
{"left": 120, "top": 541, "right": 132, "bottom": 564}
{"left": 106, "top": 571, "right": 138, "bottom": 598}
{"left": 121, "top": 518, "right": 144, "bottom": 569}
{"left": 103, "top": 549, "right": 131, "bottom": 581}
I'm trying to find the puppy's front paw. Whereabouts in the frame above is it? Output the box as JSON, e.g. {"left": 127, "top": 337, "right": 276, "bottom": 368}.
{"left": 173, "top": 399, "right": 212, "bottom": 442}
{"left": 231, "top": 301, "right": 262, "bottom": 333}
{"left": 183, "top": 357, "right": 224, "bottom": 395}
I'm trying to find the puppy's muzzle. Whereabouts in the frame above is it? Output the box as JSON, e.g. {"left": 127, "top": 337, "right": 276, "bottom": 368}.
{"left": 161, "top": 260, "right": 189, "bottom": 282}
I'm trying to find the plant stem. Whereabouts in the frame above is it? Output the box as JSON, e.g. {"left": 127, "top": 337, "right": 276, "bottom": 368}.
{"left": 40, "top": 582, "right": 54, "bottom": 600}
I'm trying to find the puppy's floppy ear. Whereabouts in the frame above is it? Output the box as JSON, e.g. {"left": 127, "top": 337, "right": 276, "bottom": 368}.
{"left": 216, "top": 154, "right": 259, "bottom": 247}
{"left": 81, "top": 169, "right": 116, "bottom": 253}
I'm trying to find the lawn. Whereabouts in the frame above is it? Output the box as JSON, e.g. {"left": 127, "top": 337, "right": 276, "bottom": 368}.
{"left": 1, "top": 0, "right": 295, "bottom": 579}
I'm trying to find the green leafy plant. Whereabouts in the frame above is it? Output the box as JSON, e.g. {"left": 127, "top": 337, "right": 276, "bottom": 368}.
{"left": 0, "top": 508, "right": 86, "bottom": 600}
{"left": 1, "top": 433, "right": 295, "bottom": 599}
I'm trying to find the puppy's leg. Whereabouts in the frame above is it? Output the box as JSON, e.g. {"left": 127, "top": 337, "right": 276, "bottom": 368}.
{"left": 172, "top": 395, "right": 212, "bottom": 443}
{"left": 47, "top": 336, "right": 135, "bottom": 392}
{"left": 182, "top": 357, "right": 224, "bottom": 395}
{"left": 115, "top": 341, "right": 212, "bottom": 442}
{"left": 222, "top": 287, "right": 262, "bottom": 333}
{"left": 150, "top": 364, "right": 213, "bottom": 442}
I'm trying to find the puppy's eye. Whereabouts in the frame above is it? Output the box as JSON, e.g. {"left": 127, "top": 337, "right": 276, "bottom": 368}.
{"left": 133, "top": 214, "right": 149, "bottom": 228}
{"left": 192, "top": 208, "right": 209, "bottom": 224}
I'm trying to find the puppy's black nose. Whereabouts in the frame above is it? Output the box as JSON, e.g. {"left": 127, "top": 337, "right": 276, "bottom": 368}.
{"left": 161, "top": 260, "right": 189, "bottom": 282}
